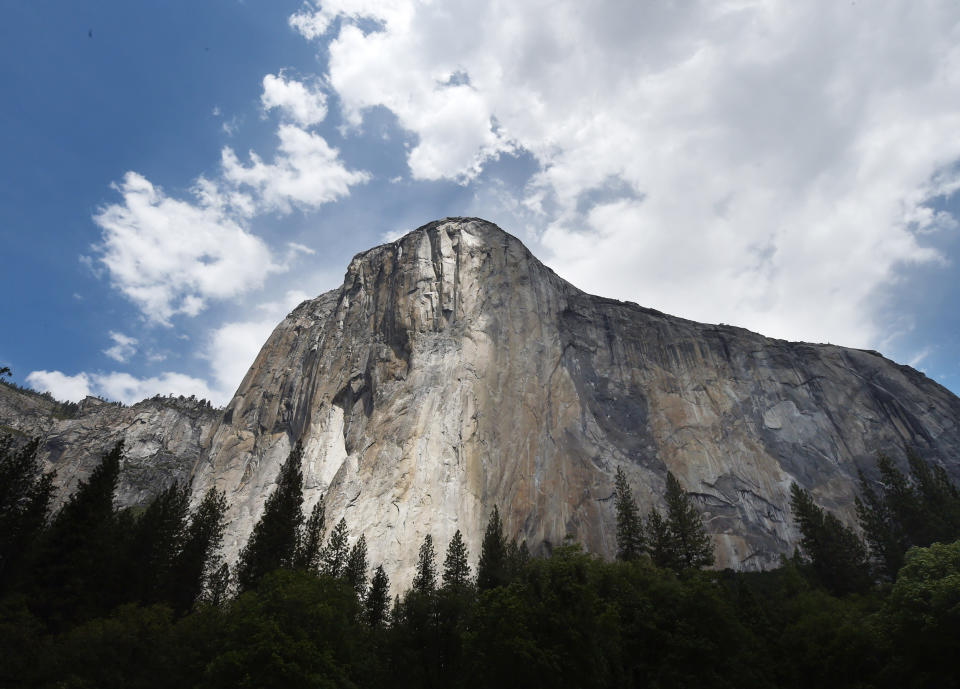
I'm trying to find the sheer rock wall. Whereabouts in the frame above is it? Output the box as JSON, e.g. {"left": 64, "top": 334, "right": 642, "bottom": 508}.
{"left": 190, "top": 218, "right": 960, "bottom": 590}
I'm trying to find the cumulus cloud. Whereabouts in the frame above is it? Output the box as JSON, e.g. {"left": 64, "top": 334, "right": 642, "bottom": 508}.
{"left": 222, "top": 125, "right": 370, "bottom": 214}
{"left": 93, "top": 172, "right": 281, "bottom": 325}
{"left": 297, "top": 0, "right": 960, "bottom": 348}
{"left": 206, "top": 289, "right": 311, "bottom": 400}
{"left": 103, "top": 331, "right": 138, "bottom": 362}
{"left": 26, "top": 368, "right": 216, "bottom": 405}
{"left": 94, "top": 372, "right": 217, "bottom": 405}
{"left": 261, "top": 73, "right": 328, "bottom": 126}
{"left": 26, "top": 370, "right": 92, "bottom": 402}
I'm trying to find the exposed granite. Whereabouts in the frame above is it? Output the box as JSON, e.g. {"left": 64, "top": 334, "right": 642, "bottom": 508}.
{"left": 0, "top": 386, "right": 219, "bottom": 508}
{"left": 190, "top": 218, "right": 960, "bottom": 590}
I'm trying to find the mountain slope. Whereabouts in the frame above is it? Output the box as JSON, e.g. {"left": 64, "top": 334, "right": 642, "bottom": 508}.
{"left": 190, "top": 217, "right": 960, "bottom": 589}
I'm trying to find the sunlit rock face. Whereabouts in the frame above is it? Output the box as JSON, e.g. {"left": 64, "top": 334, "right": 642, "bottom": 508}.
{"left": 190, "top": 217, "right": 960, "bottom": 590}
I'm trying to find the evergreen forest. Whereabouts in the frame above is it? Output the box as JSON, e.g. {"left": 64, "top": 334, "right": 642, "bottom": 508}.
{"left": 1, "top": 432, "right": 958, "bottom": 689}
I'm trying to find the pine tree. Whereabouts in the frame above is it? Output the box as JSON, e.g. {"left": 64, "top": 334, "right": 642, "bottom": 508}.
{"left": 645, "top": 508, "right": 675, "bottom": 570}
{"left": 477, "top": 505, "right": 508, "bottom": 590}
{"left": 365, "top": 565, "right": 390, "bottom": 627}
{"left": 614, "top": 466, "right": 644, "bottom": 561}
{"left": 320, "top": 517, "right": 349, "bottom": 578}
{"left": 905, "top": 449, "right": 960, "bottom": 544}
{"left": 295, "top": 494, "right": 325, "bottom": 571}
{"left": 127, "top": 481, "right": 190, "bottom": 603}
{"left": 856, "top": 467, "right": 907, "bottom": 579}
{"left": 790, "top": 483, "right": 871, "bottom": 595}
{"left": 442, "top": 529, "right": 471, "bottom": 589}
{"left": 0, "top": 436, "right": 55, "bottom": 589}
{"left": 412, "top": 534, "right": 437, "bottom": 593}
{"left": 167, "top": 487, "right": 227, "bottom": 613}
{"left": 202, "top": 562, "right": 231, "bottom": 607}
{"left": 345, "top": 534, "right": 369, "bottom": 597}
{"left": 663, "top": 472, "right": 714, "bottom": 570}
{"left": 33, "top": 441, "right": 124, "bottom": 623}
{"left": 235, "top": 443, "right": 305, "bottom": 592}
{"left": 505, "top": 539, "right": 530, "bottom": 581}
{"left": 856, "top": 451, "right": 960, "bottom": 579}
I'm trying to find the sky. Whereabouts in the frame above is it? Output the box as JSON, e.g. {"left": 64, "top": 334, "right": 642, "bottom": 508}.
{"left": 1, "top": 0, "right": 959, "bottom": 406}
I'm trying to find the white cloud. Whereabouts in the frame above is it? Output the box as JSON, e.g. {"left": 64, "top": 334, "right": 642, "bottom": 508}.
{"left": 302, "top": 0, "right": 960, "bottom": 348}
{"left": 206, "top": 289, "right": 311, "bottom": 401}
{"left": 26, "top": 370, "right": 92, "bottom": 402}
{"left": 222, "top": 125, "right": 370, "bottom": 214}
{"left": 261, "top": 73, "right": 328, "bottom": 126}
{"left": 286, "top": 241, "right": 316, "bottom": 257}
{"left": 94, "top": 172, "right": 281, "bottom": 325}
{"left": 103, "top": 331, "right": 138, "bottom": 362}
{"left": 93, "top": 371, "right": 217, "bottom": 405}
{"left": 26, "top": 368, "right": 216, "bottom": 405}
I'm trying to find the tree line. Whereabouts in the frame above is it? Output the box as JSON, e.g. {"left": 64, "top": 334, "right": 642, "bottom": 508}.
{"left": 1, "top": 431, "right": 958, "bottom": 688}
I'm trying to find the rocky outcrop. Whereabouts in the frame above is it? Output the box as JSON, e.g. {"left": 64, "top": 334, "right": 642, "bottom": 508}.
{"left": 190, "top": 218, "right": 960, "bottom": 590}
{"left": 0, "top": 385, "right": 218, "bottom": 508}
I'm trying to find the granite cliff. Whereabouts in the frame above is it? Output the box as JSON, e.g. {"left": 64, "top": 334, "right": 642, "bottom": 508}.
{"left": 191, "top": 218, "right": 960, "bottom": 589}
{"left": 4, "top": 217, "right": 959, "bottom": 590}
{"left": 0, "top": 384, "right": 218, "bottom": 508}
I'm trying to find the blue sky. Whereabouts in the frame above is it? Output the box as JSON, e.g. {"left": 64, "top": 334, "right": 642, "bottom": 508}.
{"left": 1, "top": 0, "right": 958, "bottom": 405}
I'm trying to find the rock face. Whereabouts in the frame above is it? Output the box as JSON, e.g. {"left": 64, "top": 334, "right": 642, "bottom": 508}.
{"left": 0, "top": 385, "right": 218, "bottom": 508}
{"left": 189, "top": 218, "right": 960, "bottom": 590}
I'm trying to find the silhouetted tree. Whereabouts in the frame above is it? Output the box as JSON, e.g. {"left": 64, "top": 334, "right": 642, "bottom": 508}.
{"left": 365, "top": 565, "right": 390, "bottom": 627}
{"left": 295, "top": 494, "right": 325, "bottom": 572}
{"left": 645, "top": 508, "right": 675, "bottom": 569}
{"left": 321, "top": 517, "right": 349, "bottom": 578}
{"left": 345, "top": 534, "right": 369, "bottom": 598}
{"left": 664, "top": 472, "right": 714, "bottom": 570}
{"left": 235, "top": 443, "right": 305, "bottom": 592}
{"left": 856, "top": 450, "right": 960, "bottom": 579}
{"left": 442, "top": 529, "right": 471, "bottom": 589}
{"left": 168, "top": 487, "right": 227, "bottom": 613}
{"left": 203, "top": 562, "right": 232, "bottom": 607}
{"left": 412, "top": 534, "right": 437, "bottom": 594}
{"left": 32, "top": 441, "right": 124, "bottom": 623}
{"left": 790, "top": 483, "right": 871, "bottom": 595}
{"left": 126, "top": 482, "right": 189, "bottom": 603}
{"left": 614, "top": 466, "right": 644, "bottom": 561}
{"left": 477, "top": 506, "right": 508, "bottom": 590}
{"left": 0, "top": 436, "right": 55, "bottom": 589}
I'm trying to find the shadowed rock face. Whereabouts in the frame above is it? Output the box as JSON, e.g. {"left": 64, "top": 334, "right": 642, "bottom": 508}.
{"left": 0, "top": 386, "right": 218, "bottom": 508}
{"left": 188, "top": 218, "right": 960, "bottom": 590}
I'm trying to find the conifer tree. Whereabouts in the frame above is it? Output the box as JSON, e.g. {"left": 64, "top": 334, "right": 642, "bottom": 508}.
{"left": 442, "top": 529, "right": 471, "bottom": 589}
{"left": 614, "top": 466, "right": 644, "bottom": 561}
{"left": 295, "top": 494, "right": 325, "bottom": 571}
{"left": 0, "top": 436, "right": 55, "bottom": 588}
{"left": 790, "top": 483, "right": 871, "bottom": 595}
{"left": 365, "top": 565, "right": 390, "bottom": 627}
{"left": 477, "top": 505, "right": 507, "bottom": 590}
{"left": 34, "top": 441, "right": 124, "bottom": 622}
{"left": 168, "top": 487, "right": 227, "bottom": 613}
{"left": 663, "top": 472, "right": 714, "bottom": 570}
{"left": 345, "top": 534, "right": 369, "bottom": 597}
{"left": 645, "top": 508, "right": 675, "bottom": 570}
{"left": 505, "top": 539, "right": 530, "bottom": 581}
{"left": 203, "top": 562, "right": 231, "bottom": 607}
{"left": 856, "top": 467, "right": 907, "bottom": 579}
{"left": 125, "top": 481, "right": 190, "bottom": 603}
{"left": 412, "top": 534, "right": 437, "bottom": 593}
{"left": 235, "top": 443, "right": 305, "bottom": 592}
{"left": 320, "top": 517, "right": 349, "bottom": 578}
{"left": 856, "top": 451, "right": 960, "bottom": 579}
